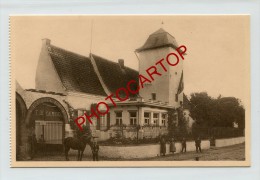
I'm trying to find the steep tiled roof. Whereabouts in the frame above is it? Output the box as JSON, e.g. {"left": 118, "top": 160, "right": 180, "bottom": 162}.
{"left": 47, "top": 45, "right": 107, "bottom": 96}
{"left": 92, "top": 54, "right": 139, "bottom": 98}
{"left": 136, "top": 28, "right": 179, "bottom": 52}
{"left": 46, "top": 44, "right": 139, "bottom": 98}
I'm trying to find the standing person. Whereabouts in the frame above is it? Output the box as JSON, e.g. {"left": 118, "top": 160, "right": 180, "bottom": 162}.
{"left": 38, "top": 134, "right": 45, "bottom": 154}
{"left": 28, "top": 128, "right": 37, "bottom": 159}
{"left": 170, "top": 137, "right": 176, "bottom": 155}
{"left": 181, "top": 137, "right": 186, "bottom": 153}
{"left": 160, "top": 136, "right": 166, "bottom": 156}
{"left": 38, "top": 134, "right": 45, "bottom": 143}
{"left": 195, "top": 137, "right": 202, "bottom": 153}
{"left": 91, "top": 141, "right": 99, "bottom": 161}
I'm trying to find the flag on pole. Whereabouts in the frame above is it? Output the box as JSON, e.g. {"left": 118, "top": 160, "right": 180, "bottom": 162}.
{"left": 177, "top": 71, "right": 184, "bottom": 94}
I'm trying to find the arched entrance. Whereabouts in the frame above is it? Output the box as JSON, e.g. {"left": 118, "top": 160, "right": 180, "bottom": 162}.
{"left": 25, "top": 97, "right": 68, "bottom": 156}
{"left": 16, "top": 93, "right": 27, "bottom": 160}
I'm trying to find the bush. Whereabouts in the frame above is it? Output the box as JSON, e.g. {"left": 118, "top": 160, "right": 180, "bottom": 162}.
{"left": 99, "top": 136, "right": 161, "bottom": 146}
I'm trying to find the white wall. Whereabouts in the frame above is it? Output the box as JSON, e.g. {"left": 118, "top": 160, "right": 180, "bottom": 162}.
{"left": 35, "top": 39, "right": 66, "bottom": 93}
{"left": 215, "top": 137, "right": 245, "bottom": 147}
{"left": 137, "top": 46, "right": 183, "bottom": 108}
{"left": 138, "top": 47, "right": 170, "bottom": 105}
{"left": 81, "top": 140, "right": 210, "bottom": 159}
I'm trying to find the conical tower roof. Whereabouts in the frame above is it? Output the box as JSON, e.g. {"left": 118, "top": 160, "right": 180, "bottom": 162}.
{"left": 136, "top": 28, "right": 179, "bottom": 52}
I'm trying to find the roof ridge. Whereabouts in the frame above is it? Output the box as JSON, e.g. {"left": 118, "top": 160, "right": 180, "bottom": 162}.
{"left": 136, "top": 28, "right": 179, "bottom": 52}
{"left": 91, "top": 53, "right": 138, "bottom": 73}
{"left": 151, "top": 28, "right": 166, "bottom": 34}
{"left": 150, "top": 28, "right": 175, "bottom": 38}
{"left": 48, "top": 44, "right": 89, "bottom": 60}
{"left": 90, "top": 54, "right": 111, "bottom": 95}
{"left": 48, "top": 45, "right": 138, "bottom": 73}
{"left": 167, "top": 32, "right": 177, "bottom": 41}
{"left": 153, "top": 30, "right": 177, "bottom": 43}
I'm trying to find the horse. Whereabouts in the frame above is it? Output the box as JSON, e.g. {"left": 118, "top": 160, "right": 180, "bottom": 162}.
{"left": 64, "top": 134, "right": 92, "bottom": 161}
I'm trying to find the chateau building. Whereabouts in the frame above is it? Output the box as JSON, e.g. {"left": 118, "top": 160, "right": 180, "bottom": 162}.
{"left": 16, "top": 28, "right": 187, "bottom": 159}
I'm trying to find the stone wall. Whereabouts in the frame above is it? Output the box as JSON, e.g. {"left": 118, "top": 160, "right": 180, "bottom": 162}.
{"left": 215, "top": 137, "right": 245, "bottom": 147}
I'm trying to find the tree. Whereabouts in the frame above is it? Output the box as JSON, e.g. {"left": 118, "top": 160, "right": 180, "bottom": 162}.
{"left": 167, "top": 109, "right": 178, "bottom": 137}
{"left": 215, "top": 97, "right": 245, "bottom": 128}
{"left": 189, "top": 92, "right": 245, "bottom": 129}
{"left": 189, "top": 92, "right": 215, "bottom": 127}
{"left": 177, "top": 107, "right": 188, "bottom": 137}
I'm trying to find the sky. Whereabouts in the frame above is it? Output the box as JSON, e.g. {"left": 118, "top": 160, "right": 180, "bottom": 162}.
{"left": 11, "top": 15, "right": 250, "bottom": 104}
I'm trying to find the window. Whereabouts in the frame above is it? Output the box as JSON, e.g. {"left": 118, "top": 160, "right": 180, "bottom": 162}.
{"left": 175, "top": 94, "right": 178, "bottom": 102}
{"left": 152, "top": 93, "right": 156, "bottom": 100}
{"left": 115, "top": 112, "right": 122, "bottom": 125}
{"left": 144, "top": 112, "right": 150, "bottom": 125}
{"left": 100, "top": 115, "right": 106, "bottom": 130}
{"left": 129, "top": 111, "right": 137, "bottom": 125}
{"left": 153, "top": 113, "right": 159, "bottom": 125}
{"left": 162, "top": 113, "right": 167, "bottom": 126}
{"left": 85, "top": 111, "right": 98, "bottom": 127}
{"left": 91, "top": 116, "right": 98, "bottom": 127}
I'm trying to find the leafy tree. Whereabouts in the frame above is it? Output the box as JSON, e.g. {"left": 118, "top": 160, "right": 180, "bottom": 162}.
{"left": 189, "top": 92, "right": 215, "bottom": 127}
{"left": 177, "top": 107, "right": 188, "bottom": 137}
{"left": 167, "top": 109, "right": 178, "bottom": 137}
{"left": 189, "top": 92, "right": 245, "bottom": 130}
{"left": 215, "top": 97, "right": 245, "bottom": 128}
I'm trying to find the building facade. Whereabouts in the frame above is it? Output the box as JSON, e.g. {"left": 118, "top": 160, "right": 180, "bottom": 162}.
{"left": 16, "top": 28, "right": 186, "bottom": 159}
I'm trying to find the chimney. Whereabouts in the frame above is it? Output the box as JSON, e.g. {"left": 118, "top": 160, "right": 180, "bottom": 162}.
{"left": 118, "top": 59, "right": 124, "bottom": 69}
{"left": 42, "top": 38, "right": 51, "bottom": 46}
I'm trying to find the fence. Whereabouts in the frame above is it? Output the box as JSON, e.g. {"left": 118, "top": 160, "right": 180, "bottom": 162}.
{"left": 171, "top": 126, "right": 244, "bottom": 141}
{"left": 104, "top": 125, "right": 168, "bottom": 138}
{"left": 72, "top": 124, "right": 244, "bottom": 143}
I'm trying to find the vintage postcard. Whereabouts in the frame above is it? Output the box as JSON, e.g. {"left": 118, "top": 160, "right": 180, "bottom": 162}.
{"left": 10, "top": 15, "right": 250, "bottom": 167}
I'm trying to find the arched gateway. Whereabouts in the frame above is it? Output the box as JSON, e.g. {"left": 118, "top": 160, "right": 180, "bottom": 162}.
{"left": 25, "top": 97, "right": 68, "bottom": 155}
{"left": 16, "top": 93, "right": 27, "bottom": 160}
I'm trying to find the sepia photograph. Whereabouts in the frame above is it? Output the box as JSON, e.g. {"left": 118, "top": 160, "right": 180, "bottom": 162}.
{"left": 10, "top": 15, "right": 250, "bottom": 167}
